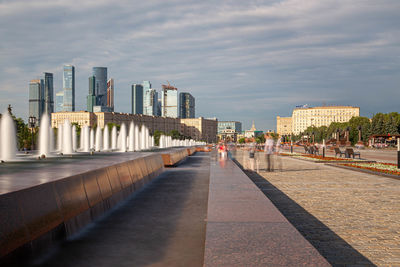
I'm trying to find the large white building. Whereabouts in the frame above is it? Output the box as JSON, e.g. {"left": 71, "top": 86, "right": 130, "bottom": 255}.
{"left": 291, "top": 106, "right": 359, "bottom": 134}
{"left": 161, "top": 84, "right": 178, "bottom": 118}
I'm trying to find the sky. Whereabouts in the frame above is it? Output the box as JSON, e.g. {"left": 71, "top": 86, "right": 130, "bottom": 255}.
{"left": 1, "top": 0, "right": 399, "bottom": 131}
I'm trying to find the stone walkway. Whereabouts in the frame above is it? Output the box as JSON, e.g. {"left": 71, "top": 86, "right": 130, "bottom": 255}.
{"left": 232, "top": 150, "right": 400, "bottom": 266}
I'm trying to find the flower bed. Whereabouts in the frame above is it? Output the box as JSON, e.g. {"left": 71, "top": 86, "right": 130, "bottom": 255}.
{"left": 339, "top": 162, "right": 400, "bottom": 176}
{"left": 280, "top": 152, "right": 363, "bottom": 162}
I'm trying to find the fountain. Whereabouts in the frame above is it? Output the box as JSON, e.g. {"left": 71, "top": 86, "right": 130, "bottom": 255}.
{"left": 80, "top": 127, "right": 84, "bottom": 151}
{"left": 140, "top": 125, "right": 146, "bottom": 150}
{"left": 0, "top": 111, "right": 16, "bottom": 161}
{"left": 72, "top": 125, "right": 77, "bottom": 152}
{"left": 49, "top": 127, "right": 55, "bottom": 152}
{"left": 90, "top": 128, "right": 94, "bottom": 150}
{"left": 103, "top": 127, "right": 109, "bottom": 151}
{"left": 119, "top": 123, "right": 127, "bottom": 152}
{"left": 95, "top": 126, "right": 102, "bottom": 152}
{"left": 57, "top": 124, "right": 63, "bottom": 152}
{"left": 38, "top": 114, "right": 50, "bottom": 157}
{"left": 111, "top": 126, "right": 117, "bottom": 150}
{"left": 128, "top": 122, "right": 134, "bottom": 152}
{"left": 82, "top": 126, "right": 90, "bottom": 152}
{"left": 134, "top": 124, "right": 140, "bottom": 151}
{"left": 62, "top": 120, "right": 73, "bottom": 154}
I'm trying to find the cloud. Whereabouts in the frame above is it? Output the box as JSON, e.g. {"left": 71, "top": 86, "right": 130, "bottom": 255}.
{"left": 0, "top": 0, "right": 399, "bottom": 131}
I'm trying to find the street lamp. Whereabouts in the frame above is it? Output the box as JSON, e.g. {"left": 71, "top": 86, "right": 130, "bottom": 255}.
{"left": 28, "top": 116, "right": 37, "bottom": 150}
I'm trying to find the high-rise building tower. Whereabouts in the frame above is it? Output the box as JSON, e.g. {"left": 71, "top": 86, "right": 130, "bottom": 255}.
{"left": 179, "top": 92, "right": 195, "bottom": 118}
{"left": 55, "top": 91, "right": 64, "bottom": 112}
{"left": 63, "top": 65, "right": 75, "bottom": 111}
{"left": 161, "top": 83, "right": 178, "bottom": 118}
{"left": 142, "top": 81, "right": 158, "bottom": 116}
{"left": 43, "top": 72, "right": 54, "bottom": 114}
{"left": 87, "top": 76, "right": 96, "bottom": 112}
{"left": 92, "top": 67, "right": 107, "bottom": 107}
{"left": 29, "top": 79, "right": 44, "bottom": 123}
{"left": 107, "top": 78, "right": 114, "bottom": 111}
{"left": 131, "top": 84, "right": 144, "bottom": 114}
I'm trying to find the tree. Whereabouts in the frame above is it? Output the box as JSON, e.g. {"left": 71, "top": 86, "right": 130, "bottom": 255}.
{"left": 371, "top": 113, "right": 385, "bottom": 135}
{"left": 169, "top": 129, "right": 182, "bottom": 140}
{"left": 153, "top": 130, "right": 164, "bottom": 146}
{"left": 238, "top": 138, "right": 245, "bottom": 144}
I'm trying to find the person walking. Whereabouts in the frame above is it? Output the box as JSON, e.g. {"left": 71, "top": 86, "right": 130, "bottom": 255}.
{"left": 264, "top": 134, "right": 274, "bottom": 171}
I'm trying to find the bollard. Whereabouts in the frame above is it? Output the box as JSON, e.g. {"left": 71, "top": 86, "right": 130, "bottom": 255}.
{"left": 322, "top": 139, "right": 326, "bottom": 158}
{"left": 290, "top": 140, "right": 293, "bottom": 154}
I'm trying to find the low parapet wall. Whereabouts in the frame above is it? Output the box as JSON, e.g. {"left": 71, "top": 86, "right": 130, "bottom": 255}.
{"left": 161, "top": 148, "right": 190, "bottom": 166}
{"left": 187, "top": 147, "right": 196, "bottom": 156}
{"left": 0, "top": 154, "right": 164, "bottom": 261}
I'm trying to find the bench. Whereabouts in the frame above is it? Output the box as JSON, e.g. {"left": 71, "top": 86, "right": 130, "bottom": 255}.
{"left": 345, "top": 148, "right": 361, "bottom": 159}
{"left": 334, "top": 147, "right": 346, "bottom": 157}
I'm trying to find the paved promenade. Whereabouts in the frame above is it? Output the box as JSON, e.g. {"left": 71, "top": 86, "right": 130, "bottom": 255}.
{"left": 233, "top": 150, "right": 400, "bottom": 266}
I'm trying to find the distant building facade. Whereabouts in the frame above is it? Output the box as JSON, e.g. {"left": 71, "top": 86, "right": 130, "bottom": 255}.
{"left": 179, "top": 92, "right": 195, "bottom": 118}
{"left": 51, "top": 112, "right": 217, "bottom": 143}
{"left": 131, "top": 84, "right": 144, "bottom": 114}
{"left": 63, "top": 65, "right": 75, "bottom": 111}
{"left": 180, "top": 117, "right": 218, "bottom": 143}
{"left": 107, "top": 78, "right": 114, "bottom": 111}
{"left": 276, "top": 116, "right": 292, "bottom": 135}
{"left": 55, "top": 91, "right": 64, "bottom": 113}
{"left": 161, "top": 84, "right": 178, "bottom": 118}
{"left": 28, "top": 79, "right": 44, "bottom": 123}
{"left": 217, "top": 121, "right": 242, "bottom": 134}
{"left": 291, "top": 106, "right": 360, "bottom": 134}
{"left": 217, "top": 121, "right": 242, "bottom": 142}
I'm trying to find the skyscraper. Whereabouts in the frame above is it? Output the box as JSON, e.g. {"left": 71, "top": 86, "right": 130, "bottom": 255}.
{"left": 143, "top": 80, "right": 151, "bottom": 91}
{"left": 92, "top": 67, "right": 107, "bottom": 107}
{"left": 87, "top": 76, "right": 96, "bottom": 112}
{"left": 29, "top": 79, "right": 44, "bottom": 122}
{"left": 107, "top": 78, "right": 114, "bottom": 111}
{"left": 131, "top": 84, "right": 144, "bottom": 114}
{"left": 63, "top": 65, "right": 75, "bottom": 111}
{"left": 43, "top": 72, "right": 54, "bottom": 114}
{"left": 142, "top": 81, "right": 158, "bottom": 116}
{"left": 179, "top": 92, "right": 195, "bottom": 118}
{"left": 55, "top": 91, "right": 64, "bottom": 112}
{"left": 161, "top": 83, "right": 178, "bottom": 118}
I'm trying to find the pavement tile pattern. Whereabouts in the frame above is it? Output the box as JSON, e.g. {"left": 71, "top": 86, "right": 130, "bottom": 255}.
{"left": 233, "top": 150, "right": 400, "bottom": 267}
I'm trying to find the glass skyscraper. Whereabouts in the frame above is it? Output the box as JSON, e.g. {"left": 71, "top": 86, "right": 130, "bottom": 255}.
{"left": 92, "top": 67, "right": 107, "bottom": 107}
{"left": 29, "top": 79, "right": 44, "bottom": 123}
{"left": 87, "top": 76, "right": 96, "bottom": 112}
{"left": 142, "top": 81, "right": 158, "bottom": 116}
{"left": 43, "top": 72, "right": 54, "bottom": 114}
{"left": 179, "top": 92, "right": 195, "bottom": 118}
{"left": 63, "top": 65, "right": 75, "bottom": 111}
{"left": 131, "top": 84, "right": 144, "bottom": 114}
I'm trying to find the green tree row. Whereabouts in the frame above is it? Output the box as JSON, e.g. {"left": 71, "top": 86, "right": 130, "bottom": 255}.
{"left": 293, "top": 112, "right": 400, "bottom": 145}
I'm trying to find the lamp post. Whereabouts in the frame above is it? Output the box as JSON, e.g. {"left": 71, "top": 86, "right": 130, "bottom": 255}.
{"left": 345, "top": 126, "right": 351, "bottom": 146}
{"left": 28, "top": 116, "right": 37, "bottom": 151}
{"left": 336, "top": 129, "right": 340, "bottom": 146}
{"left": 397, "top": 138, "right": 400, "bottom": 169}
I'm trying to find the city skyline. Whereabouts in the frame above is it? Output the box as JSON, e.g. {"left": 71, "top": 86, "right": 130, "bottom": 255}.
{"left": 1, "top": 1, "right": 399, "bottom": 131}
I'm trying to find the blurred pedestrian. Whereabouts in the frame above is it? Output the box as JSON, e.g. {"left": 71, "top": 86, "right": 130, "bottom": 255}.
{"left": 264, "top": 134, "right": 274, "bottom": 171}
